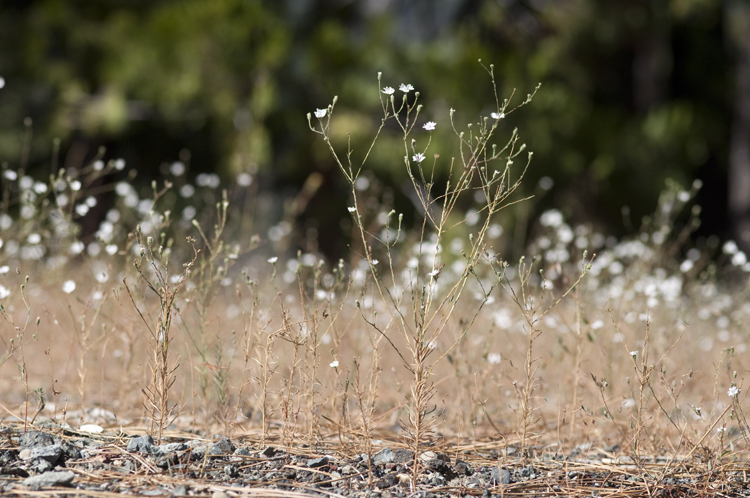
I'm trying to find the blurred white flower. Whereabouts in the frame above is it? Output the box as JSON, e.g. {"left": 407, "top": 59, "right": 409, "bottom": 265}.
{"left": 0, "top": 266, "right": 9, "bottom": 274}
{"left": 540, "top": 209, "right": 563, "bottom": 228}
{"left": 70, "top": 181, "right": 81, "bottom": 191}
{"left": 4, "top": 170, "right": 17, "bottom": 181}
{"left": 487, "top": 353, "right": 502, "bottom": 365}
{"left": 0, "top": 77, "right": 5, "bottom": 89}
{"left": 93, "top": 160, "right": 104, "bottom": 171}
{"left": 69, "top": 241, "right": 85, "bottom": 255}
{"left": 0, "top": 285, "right": 9, "bottom": 299}
{"left": 27, "top": 233, "right": 41, "bottom": 245}
{"left": 427, "top": 340, "right": 437, "bottom": 350}
{"left": 371, "top": 259, "right": 379, "bottom": 265}
{"left": 381, "top": 86, "right": 395, "bottom": 95}
{"left": 329, "top": 360, "right": 339, "bottom": 368}
{"left": 412, "top": 153, "right": 426, "bottom": 163}
{"left": 62, "top": 280, "right": 76, "bottom": 294}
{"left": 267, "top": 257, "right": 278, "bottom": 264}
{"left": 723, "top": 240, "right": 739, "bottom": 255}
{"left": 347, "top": 207, "right": 356, "bottom": 213}
{"left": 399, "top": 83, "right": 414, "bottom": 93}
{"left": 33, "top": 182, "right": 48, "bottom": 194}
{"left": 237, "top": 173, "right": 253, "bottom": 187}
{"left": 591, "top": 320, "right": 604, "bottom": 330}
{"left": 491, "top": 112, "right": 505, "bottom": 120}
{"left": 423, "top": 121, "right": 436, "bottom": 131}
{"left": 728, "top": 386, "right": 740, "bottom": 397}
{"left": 314, "top": 108, "right": 327, "bottom": 118}
{"left": 170, "top": 161, "right": 185, "bottom": 176}
{"left": 428, "top": 269, "right": 440, "bottom": 277}
{"left": 106, "top": 244, "right": 118, "bottom": 255}
{"left": 114, "top": 158, "right": 126, "bottom": 170}
{"left": 629, "top": 350, "right": 638, "bottom": 357}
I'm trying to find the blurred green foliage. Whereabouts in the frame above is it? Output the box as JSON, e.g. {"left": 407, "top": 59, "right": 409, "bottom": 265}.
{"left": 0, "top": 0, "right": 733, "bottom": 256}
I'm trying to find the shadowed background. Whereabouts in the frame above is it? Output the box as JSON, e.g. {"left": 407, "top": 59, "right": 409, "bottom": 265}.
{"left": 1, "top": 0, "right": 749, "bottom": 258}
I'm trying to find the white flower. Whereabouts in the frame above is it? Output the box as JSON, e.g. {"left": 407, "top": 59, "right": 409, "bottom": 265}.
{"left": 728, "top": 386, "right": 740, "bottom": 397}
{"left": 0, "top": 77, "right": 5, "bottom": 89}
{"left": 629, "top": 351, "right": 638, "bottom": 358}
{"left": 106, "top": 244, "right": 118, "bottom": 255}
{"left": 0, "top": 285, "right": 9, "bottom": 299}
{"left": 427, "top": 340, "right": 437, "bottom": 350}
{"left": 329, "top": 360, "right": 339, "bottom": 368}
{"left": 114, "top": 158, "right": 126, "bottom": 171}
{"left": 62, "top": 280, "right": 76, "bottom": 294}
{"left": 412, "top": 153, "right": 426, "bottom": 163}
{"left": 347, "top": 207, "right": 356, "bottom": 213}
{"left": 381, "top": 86, "right": 395, "bottom": 95}
{"left": 70, "top": 181, "right": 81, "bottom": 191}
{"left": 370, "top": 259, "right": 379, "bottom": 265}
{"left": 487, "top": 353, "right": 502, "bottom": 365}
{"left": 314, "top": 108, "right": 327, "bottom": 118}
{"left": 428, "top": 269, "right": 440, "bottom": 278}
{"left": 491, "top": 112, "right": 505, "bottom": 120}
{"left": 0, "top": 266, "right": 9, "bottom": 274}
{"left": 4, "top": 170, "right": 17, "bottom": 181}
{"left": 267, "top": 257, "right": 278, "bottom": 264}
{"left": 399, "top": 83, "right": 414, "bottom": 93}
{"left": 423, "top": 121, "right": 436, "bottom": 131}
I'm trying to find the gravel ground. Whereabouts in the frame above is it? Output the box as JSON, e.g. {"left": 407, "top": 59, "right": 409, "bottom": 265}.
{"left": 1, "top": 425, "right": 749, "bottom": 497}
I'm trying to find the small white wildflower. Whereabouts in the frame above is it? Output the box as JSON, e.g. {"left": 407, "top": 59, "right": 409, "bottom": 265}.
{"left": 62, "top": 280, "right": 76, "bottom": 294}
{"left": 27, "top": 233, "right": 41, "bottom": 245}
{"left": 314, "top": 108, "right": 327, "bottom": 119}
{"left": 381, "top": 86, "right": 395, "bottom": 95}
{"left": 399, "top": 83, "right": 414, "bottom": 93}
{"left": 427, "top": 340, "right": 437, "bottom": 350}
{"left": 491, "top": 112, "right": 505, "bottom": 120}
{"left": 0, "top": 77, "right": 5, "bottom": 89}
{"left": 0, "top": 285, "right": 9, "bottom": 299}
{"left": 347, "top": 206, "right": 356, "bottom": 213}
{"left": 93, "top": 160, "right": 105, "bottom": 171}
{"left": 106, "top": 244, "right": 118, "bottom": 255}
{"left": 487, "top": 353, "right": 502, "bottom": 365}
{"left": 629, "top": 350, "right": 638, "bottom": 358}
{"left": 412, "top": 153, "right": 426, "bottom": 163}
{"left": 423, "top": 121, "right": 436, "bottom": 131}
{"left": 0, "top": 266, "right": 9, "bottom": 274}
{"left": 728, "top": 386, "right": 740, "bottom": 397}
{"left": 371, "top": 259, "right": 379, "bottom": 265}
{"left": 329, "top": 360, "right": 339, "bottom": 368}
{"left": 4, "top": 170, "right": 17, "bottom": 181}
{"left": 428, "top": 269, "right": 440, "bottom": 278}
{"left": 70, "top": 180, "right": 81, "bottom": 191}
{"left": 114, "top": 158, "right": 126, "bottom": 171}
{"left": 267, "top": 257, "right": 278, "bottom": 264}
{"left": 591, "top": 320, "right": 604, "bottom": 330}
{"left": 723, "top": 240, "right": 739, "bottom": 255}
{"left": 69, "top": 241, "right": 85, "bottom": 255}
{"left": 237, "top": 173, "right": 253, "bottom": 187}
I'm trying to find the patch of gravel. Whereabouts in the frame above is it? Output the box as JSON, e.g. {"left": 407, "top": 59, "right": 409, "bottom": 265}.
{"left": 0, "top": 426, "right": 745, "bottom": 497}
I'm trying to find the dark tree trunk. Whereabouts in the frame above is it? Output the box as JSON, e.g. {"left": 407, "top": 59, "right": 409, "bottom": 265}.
{"left": 729, "top": 3, "right": 750, "bottom": 250}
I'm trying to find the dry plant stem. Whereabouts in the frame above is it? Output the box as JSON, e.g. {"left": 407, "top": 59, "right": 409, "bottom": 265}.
{"left": 312, "top": 69, "right": 542, "bottom": 475}
{"left": 70, "top": 292, "right": 106, "bottom": 421}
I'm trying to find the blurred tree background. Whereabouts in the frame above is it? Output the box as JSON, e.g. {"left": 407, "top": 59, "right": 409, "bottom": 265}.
{"left": 0, "top": 0, "right": 747, "bottom": 258}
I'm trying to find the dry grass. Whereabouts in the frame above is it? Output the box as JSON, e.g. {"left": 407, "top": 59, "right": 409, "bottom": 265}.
{"left": 1, "top": 69, "right": 750, "bottom": 495}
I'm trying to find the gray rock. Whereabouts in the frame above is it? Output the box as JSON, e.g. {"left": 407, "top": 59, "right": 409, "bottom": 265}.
{"left": 30, "top": 444, "right": 63, "bottom": 465}
{"left": 60, "top": 441, "right": 81, "bottom": 461}
{"left": 490, "top": 467, "right": 511, "bottom": 485}
{"left": 306, "top": 456, "right": 329, "bottom": 468}
{"left": 127, "top": 435, "right": 155, "bottom": 454}
{"left": 260, "top": 446, "right": 276, "bottom": 458}
{"left": 171, "top": 484, "right": 188, "bottom": 496}
{"left": 209, "top": 438, "right": 235, "bottom": 455}
{"left": 154, "top": 442, "right": 187, "bottom": 456}
{"left": 234, "top": 447, "right": 251, "bottom": 456}
{"left": 393, "top": 448, "right": 414, "bottom": 463}
{"left": 372, "top": 448, "right": 394, "bottom": 465}
{"left": 20, "top": 431, "right": 55, "bottom": 448}
{"left": 23, "top": 470, "right": 75, "bottom": 490}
